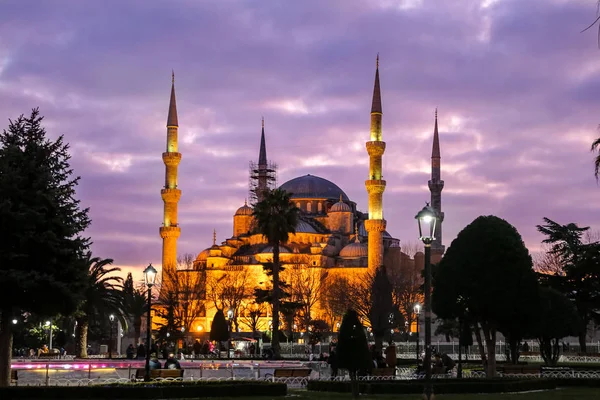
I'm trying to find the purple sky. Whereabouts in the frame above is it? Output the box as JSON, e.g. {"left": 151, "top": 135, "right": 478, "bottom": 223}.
{"left": 2, "top": 0, "right": 599, "bottom": 280}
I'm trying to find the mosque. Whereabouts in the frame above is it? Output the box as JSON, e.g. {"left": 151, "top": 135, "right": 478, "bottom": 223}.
{"left": 157, "top": 57, "right": 445, "bottom": 334}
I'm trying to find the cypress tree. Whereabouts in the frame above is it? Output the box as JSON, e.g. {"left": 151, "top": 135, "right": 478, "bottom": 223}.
{"left": 337, "top": 309, "right": 371, "bottom": 399}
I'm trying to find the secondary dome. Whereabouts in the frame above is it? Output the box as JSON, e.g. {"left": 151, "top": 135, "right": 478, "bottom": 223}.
{"left": 339, "top": 241, "right": 368, "bottom": 258}
{"left": 235, "top": 201, "right": 253, "bottom": 216}
{"left": 279, "top": 174, "right": 349, "bottom": 201}
{"left": 196, "top": 248, "right": 211, "bottom": 261}
{"left": 330, "top": 195, "right": 351, "bottom": 213}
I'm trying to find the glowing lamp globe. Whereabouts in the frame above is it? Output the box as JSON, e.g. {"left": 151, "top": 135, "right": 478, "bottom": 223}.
{"left": 415, "top": 204, "right": 437, "bottom": 244}
{"left": 414, "top": 303, "right": 422, "bottom": 316}
{"left": 143, "top": 263, "right": 157, "bottom": 288}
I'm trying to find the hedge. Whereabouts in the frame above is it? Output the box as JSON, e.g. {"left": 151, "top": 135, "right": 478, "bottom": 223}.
{"left": 308, "top": 378, "right": 557, "bottom": 394}
{"left": 0, "top": 380, "right": 287, "bottom": 400}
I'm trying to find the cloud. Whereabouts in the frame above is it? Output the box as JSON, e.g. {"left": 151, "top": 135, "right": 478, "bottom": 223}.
{"left": 1, "top": 0, "right": 599, "bottom": 280}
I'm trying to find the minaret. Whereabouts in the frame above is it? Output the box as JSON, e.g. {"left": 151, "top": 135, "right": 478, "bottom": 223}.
{"left": 364, "top": 54, "right": 387, "bottom": 273}
{"left": 428, "top": 109, "right": 445, "bottom": 254}
{"left": 256, "top": 117, "right": 268, "bottom": 202}
{"left": 160, "top": 71, "right": 182, "bottom": 283}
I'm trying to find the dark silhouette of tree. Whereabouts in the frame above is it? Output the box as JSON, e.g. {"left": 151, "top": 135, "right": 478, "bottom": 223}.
{"left": 536, "top": 218, "right": 600, "bottom": 352}
{"left": 210, "top": 309, "right": 229, "bottom": 359}
{"left": 432, "top": 215, "right": 538, "bottom": 377}
{"left": 122, "top": 273, "right": 146, "bottom": 346}
{"left": 337, "top": 309, "right": 371, "bottom": 399}
{"left": 74, "top": 253, "right": 125, "bottom": 358}
{"left": 369, "top": 265, "right": 393, "bottom": 357}
{"left": 252, "top": 189, "right": 299, "bottom": 359}
{"left": 533, "top": 287, "right": 581, "bottom": 366}
{"left": 435, "top": 318, "right": 459, "bottom": 342}
{"left": 0, "top": 109, "right": 90, "bottom": 386}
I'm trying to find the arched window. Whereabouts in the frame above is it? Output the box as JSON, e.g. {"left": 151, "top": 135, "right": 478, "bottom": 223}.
{"left": 318, "top": 202, "right": 323, "bottom": 213}
{"left": 296, "top": 202, "right": 301, "bottom": 209}
{"left": 307, "top": 202, "right": 312, "bottom": 213}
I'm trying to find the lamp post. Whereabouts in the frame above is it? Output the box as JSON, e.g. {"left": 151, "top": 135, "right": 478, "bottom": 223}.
{"left": 45, "top": 320, "right": 53, "bottom": 351}
{"left": 143, "top": 263, "right": 157, "bottom": 382}
{"left": 227, "top": 308, "right": 234, "bottom": 359}
{"left": 415, "top": 203, "right": 437, "bottom": 400}
{"left": 414, "top": 302, "right": 422, "bottom": 366}
{"left": 108, "top": 314, "right": 115, "bottom": 359}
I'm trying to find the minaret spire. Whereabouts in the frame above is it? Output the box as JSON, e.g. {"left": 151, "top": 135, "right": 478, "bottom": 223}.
{"left": 167, "top": 71, "right": 178, "bottom": 128}
{"left": 428, "top": 109, "right": 445, "bottom": 254}
{"left": 259, "top": 116, "right": 267, "bottom": 166}
{"left": 371, "top": 54, "right": 382, "bottom": 117}
{"left": 160, "top": 72, "right": 182, "bottom": 285}
{"left": 364, "top": 54, "right": 387, "bottom": 273}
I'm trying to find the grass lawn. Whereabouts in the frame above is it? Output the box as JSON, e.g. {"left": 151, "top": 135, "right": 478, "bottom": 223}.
{"left": 195, "top": 387, "right": 599, "bottom": 399}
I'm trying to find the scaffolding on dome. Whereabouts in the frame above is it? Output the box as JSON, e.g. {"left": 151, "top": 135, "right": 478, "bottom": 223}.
{"left": 248, "top": 160, "right": 277, "bottom": 204}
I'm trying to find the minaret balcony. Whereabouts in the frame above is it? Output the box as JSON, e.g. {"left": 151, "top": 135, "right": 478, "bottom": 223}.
{"left": 161, "top": 188, "right": 181, "bottom": 202}
{"left": 160, "top": 225, "right": 181, "bottom": 239}
{"left": 428, "top": 180, "right": 445, "bottom": 191}
{"left": 366, "top": 141, "right": 386, "bottom": 156}
{"left": 364, "top": 219, "right": 387, "bottom": 232}
{"left": 162, "top": 152, "right": 182, "bottom": 166}
{"left": 365, "top": 180, "right": 387, "bottom": 194}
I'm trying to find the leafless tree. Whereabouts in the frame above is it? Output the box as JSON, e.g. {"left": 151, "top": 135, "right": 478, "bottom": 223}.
{"left": 206, "top": 266, "right": 255, "bottom": 331}
{"left": 400, "top": 241, "right": 420, "bottom": 258}
{"left": 321, "top": 275, "right": 354, "bottom": 329}
{"left": 533, "top": 244, "right": 564, "bottom": 276}
{"left": 282, "top": 256, "right": 328, "bottom": 330}
{"left": 156, "top": 254, "right": 206, "bottom": 333}
{"left": 389, "top": 254, "right": 423, "bottom": 329}
{"left": 239, "top": 302, "right": 266, "bottom": 339}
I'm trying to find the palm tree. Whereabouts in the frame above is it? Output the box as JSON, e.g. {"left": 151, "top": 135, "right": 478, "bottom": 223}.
{"left": 592, "top": 137, "right": 600, "bottom": 180}
{"left": 252, "top": 188, "right": 299, "bottom": 358}
{"left": 75, "top": 253, "right": 125, "bottom": 358}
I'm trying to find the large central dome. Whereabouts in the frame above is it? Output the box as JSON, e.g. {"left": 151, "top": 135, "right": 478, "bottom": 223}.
{"left": 279, "top": 174, "right": 349, "bottom": 201}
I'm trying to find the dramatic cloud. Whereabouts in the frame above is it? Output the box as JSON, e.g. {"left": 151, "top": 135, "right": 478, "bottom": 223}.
{"left": 1, "top": 0, "right": 599, "bottom": 280}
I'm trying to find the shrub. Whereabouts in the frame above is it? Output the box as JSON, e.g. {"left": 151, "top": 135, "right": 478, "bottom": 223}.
{"left": 0, "top": 380, "right": 286, "bottom": 399}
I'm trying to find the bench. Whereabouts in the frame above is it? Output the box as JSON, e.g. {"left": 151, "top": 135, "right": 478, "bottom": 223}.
{"left": 133, "top": 368, "right": 184, "bottom": 381}
{"left": 503, "top": 365, "right": 540, "bottom": 375}
{"left": 266, "top": 368, "right": 311, "bottom": 380}
{"left": 38, "top": 353, "right": 60, "bottom": 360}
{"left": 372, "top": 367, "right": 396, "bottom": 377}
{"left": 11, "top": 369, "right": 17, "bottom": 385}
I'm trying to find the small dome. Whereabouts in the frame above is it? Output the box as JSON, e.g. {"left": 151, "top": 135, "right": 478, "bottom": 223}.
{"left": 330, "top": 196, "right": 351, "bottom": 213}
{"left": 339, "top": 241, "right": 368, "bottom": 258}
{"left": 235, "top": 201, "right": 253, "bottom": 216}
{"left": 196, "top": 248, "right": 211, "bottom": 261}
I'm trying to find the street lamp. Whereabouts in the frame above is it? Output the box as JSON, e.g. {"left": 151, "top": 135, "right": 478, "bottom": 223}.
{"left": 12, "top": 319, "right": 17, "bottom": 325}
{"left": 108, "top": 314, "right": 115, "bottom": 359}
{"left": 227, "top": 308, "right": 234, "bottom": 358}
{"left": 415, "top": 203, "right": 437, "bottom": 400}
{"left": 414, "top": 302, "right": 422, "bottom": 365}
{"left": 143, "top": 263, "right": 157, "bottom": 382}
{"left": 45, "top": 320, "right": 53, "bottom": 351}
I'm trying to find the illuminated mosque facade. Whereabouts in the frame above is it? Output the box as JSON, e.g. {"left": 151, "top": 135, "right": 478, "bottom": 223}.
{"left": 159, "top": 58, "right": 445, "bottom": 333}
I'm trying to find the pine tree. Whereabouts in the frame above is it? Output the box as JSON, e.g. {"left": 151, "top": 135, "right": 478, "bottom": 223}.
{"left": 337, "top": 309, "right": 371, "bottom": 399}
{"left": 0, "top": 109, "right": 90, "bottom": 386}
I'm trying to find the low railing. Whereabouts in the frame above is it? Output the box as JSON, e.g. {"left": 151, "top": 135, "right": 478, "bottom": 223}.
{"left": 10, "top": 362, "right": 600, "bottom": 387}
